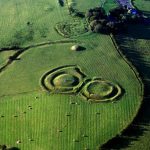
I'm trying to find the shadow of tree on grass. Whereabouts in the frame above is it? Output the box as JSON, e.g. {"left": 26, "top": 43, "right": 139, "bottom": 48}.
{"left": 8, "top": 147, "right": 20, "bottom": 150}
{"left": 100, "top": 12, "right": 150, "bottom": 150}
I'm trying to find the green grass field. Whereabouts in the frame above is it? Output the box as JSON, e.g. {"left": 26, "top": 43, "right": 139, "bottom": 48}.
{"left": 113, "top": 1, "right": 150, "bottom": 149}
{"left": 0, "top": 51, "right": 16, "bottom": 68}
{"left": 70, "top": 0, "right": 117, "bottom": 13}
{"left": 0, "top": 0, "right": 148, "bottom": 150}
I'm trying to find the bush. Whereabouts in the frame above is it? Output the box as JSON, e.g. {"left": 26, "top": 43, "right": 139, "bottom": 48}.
{"left": 99, "top": 19, "right": 108, "bottom": 26}
{"left": 89, "top": 20, "right": 99, "bottom": 30}
{"left": 109, "top": 6, "right": 127, "bottom": 17}
{"left": 88, "top": 15, "right": 98, "bottom": 22}
{"left": 85, "top": 7, "right": 106, "bottom": 20}
{"left": 58, "top": 0, "right": 64, "bottom": 7}
{"left": 74, "top": 11, "right": 85, "bottom": 18}
{"left": 85, "top": 10, "right": 93, "bottom": 18}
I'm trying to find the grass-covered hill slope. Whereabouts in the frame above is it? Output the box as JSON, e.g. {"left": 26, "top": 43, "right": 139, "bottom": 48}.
{"left": 108, "top": 0, "right": 150, "bottom": 149}
{"left": 0, "top": 0, "right": 145, "bottom": 150}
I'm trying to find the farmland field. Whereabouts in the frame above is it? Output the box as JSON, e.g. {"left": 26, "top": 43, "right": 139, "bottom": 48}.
{"left": 113, "top": 0, "right": 150, "bottom": 150}
{"left": 69, "top": 0, "right": 117, "bottom": 12}
{"left": 0, "top": 0, "right": 149, "bottom": 150}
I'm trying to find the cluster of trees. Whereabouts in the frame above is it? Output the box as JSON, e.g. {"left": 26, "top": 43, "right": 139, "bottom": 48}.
{"left": 109, "top": 6, "right": 141, "bottom": 24}
{"left": 85, "top": 7, "right": 108, "bottom": 33}
{"left": 85, "top": 6, "right": 141, "bottom": 34}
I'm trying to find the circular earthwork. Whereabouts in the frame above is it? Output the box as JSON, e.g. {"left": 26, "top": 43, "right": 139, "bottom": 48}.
{"left": 41, "top": 65, "right": 86, "bottom": 94}
{"left": 81, "top": 78, "right": 122, "bottom": 102}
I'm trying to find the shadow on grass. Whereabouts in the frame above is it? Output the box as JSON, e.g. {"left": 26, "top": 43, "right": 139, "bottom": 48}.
{"left": 100, "top": 12, "right": 150, "bottom": 150}
{"left": 8, "top": 147, "right": 20, "bottom": 150}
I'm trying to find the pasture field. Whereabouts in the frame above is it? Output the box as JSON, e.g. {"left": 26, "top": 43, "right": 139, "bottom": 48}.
{"left": 0, "top": 0, "right": 67, "bottom": 48}
{"left": 69, "top": 0, "right": 117, "bottom": 12}
{"left": 0, "top": 0, "right": 147, "bottom": 150}
{"left": 0, "top": 51, "right": 16, "bottom": 67}
{"left": 134, "top": 0, "right": 150, "bottom": 12}
{"left": 113, "top": 0, "right": 150, "bottom": 150}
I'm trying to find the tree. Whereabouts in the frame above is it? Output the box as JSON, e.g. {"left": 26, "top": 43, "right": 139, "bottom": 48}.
{"left": 93, "top": 24, "right": 103, "bottom": 33}
{"left": 99, "top": 19, "right": 108, "bottom": 26}
{"left": 106, "top": 21, "right": 116, "bottom": 33}
{"left": 109, "top": 6, "right": 126, "bottom": 19}
{"left": 89, "top": 20, "right": 99, "bottom": 30}
{"left": 74, "top": 11, "right": 85, "bottom": 18}
{"left": 86, "top": 5, "right": 139, "bottom": 34}
{"left": 85, "top": 10, "right": 93, "bottom": 18}
{"left": 58, "top": 0, "right": 64, "bottom": 7}
{"left": 85, "top": 7, "right": 106, "bottom": 21}
{"left": 88, "top": 15, "right": 98, "bottom": 22}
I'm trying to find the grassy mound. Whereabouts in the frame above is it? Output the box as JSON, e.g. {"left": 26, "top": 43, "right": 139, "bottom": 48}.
{"left": 41, "top": 65, "right": 86, "bottom": 94}
{"left": 81, "top": 78, "right": 122, "bottom": 102}
{"left": 53, "top": 73, "right": 79, "bottom": 87}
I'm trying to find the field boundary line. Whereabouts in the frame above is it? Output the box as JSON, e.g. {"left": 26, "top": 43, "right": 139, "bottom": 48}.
{"left": 109, "top": 33, "right": 144, "bottom": 94}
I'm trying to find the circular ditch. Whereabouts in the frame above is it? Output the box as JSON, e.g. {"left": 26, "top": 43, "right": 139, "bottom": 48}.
{"left": 41, "top": 65, "right": 86, "bottom": 94}
{"left": 81, "top": 79, "right": 122, "bottom": 102}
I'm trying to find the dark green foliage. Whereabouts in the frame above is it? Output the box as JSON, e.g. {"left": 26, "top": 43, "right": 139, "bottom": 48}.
{"left": 58, "top": 0, "right": 64, "bottom": 7}
{"left": 88, "top": 15, "right": 98, "bottom": 22}
{"left": 89, "top": 20, "right": 99, "bottom": 30}
{"left": 85, "top": 10, "right": 92, "bottom": 18}
{"left": 68, "top": 6, "right": 75, "bottom": 14}
{"left": 86, "top": 5, "right": 141, "bottom": 34}
{"left": 85, "top": 7, "right": 106, "bottom": 20}
{"left": 99, "top": 19, "right": 107, "bottom": 26}
{"left": 93, "top": 24, "right": 104, "bottom": 33}
{"left": 68, "top": 5, "right": 84, "bottom": 18}
{"left": 109, "top": 6, "right": 127, "bottom": 18}
{"left": 74, "top": 11, "right": 85, "bottom": 18}
{"left": 85, "top": 7, "right": 109, "bottom": 34}
{"left": 27, "top": 21, "right": 30, "bottom": 25}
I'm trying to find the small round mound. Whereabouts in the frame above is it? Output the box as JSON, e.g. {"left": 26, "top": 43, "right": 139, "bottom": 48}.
{"left": 81, "top": 79, "right": 122, "bottom": 102}
{"left": 53, "top": 73, "right": 79, "bottom": 87}
{"left": 88, "top": 81, "right": 114, "bottom": 97}
{"left": 71, "top": 45, "right": 81, "bottom": 51}
{"left": 71, "top": 45, "right": 86, "bottom": 51}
